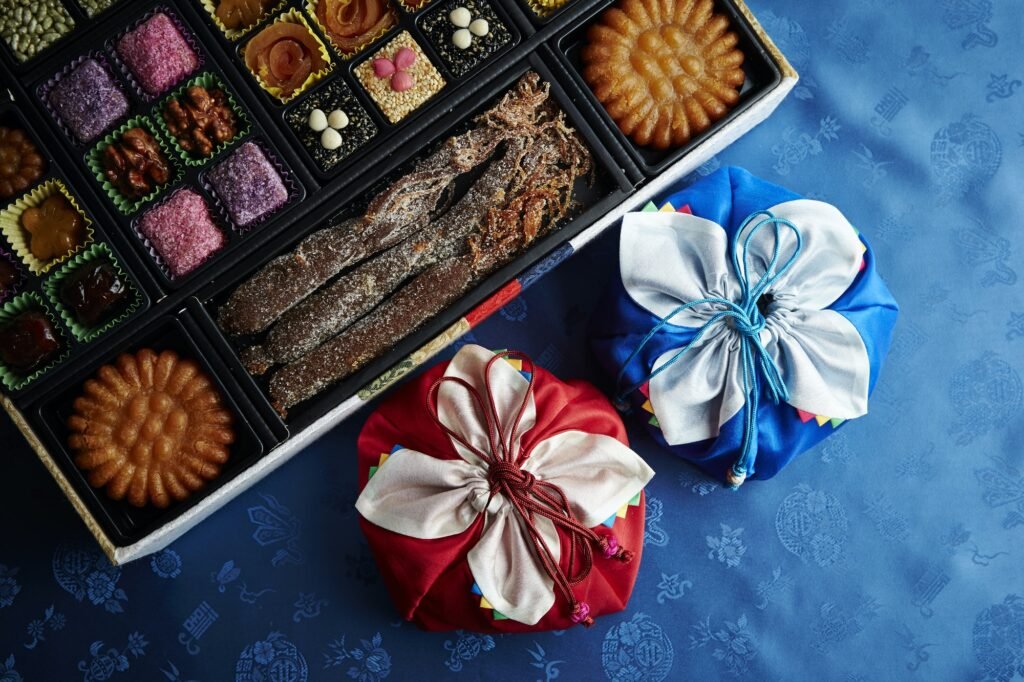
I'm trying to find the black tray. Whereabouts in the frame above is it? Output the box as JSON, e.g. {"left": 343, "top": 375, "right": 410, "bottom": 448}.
{"left": 0, "top": 0, "right": 787, "bottom": 550}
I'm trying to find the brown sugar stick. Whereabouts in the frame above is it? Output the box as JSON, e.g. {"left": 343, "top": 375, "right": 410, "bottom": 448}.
{"left": 269, "top": 256, "right": 478, "bottom": 416}
{"left": 241, "top": 138, "right": 531, "bottom": 374}
{"left": 217, "top": 73, "right": 553, "bottom": 336}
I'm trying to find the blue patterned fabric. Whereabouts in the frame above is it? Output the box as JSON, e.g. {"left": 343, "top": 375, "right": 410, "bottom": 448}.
{"left": 1, "top": 0, "right": 1022, "bottom": 679}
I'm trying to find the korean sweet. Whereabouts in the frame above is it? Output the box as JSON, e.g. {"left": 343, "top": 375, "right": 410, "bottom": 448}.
{"left": 117, "top": 12, "right": 199, "bottom": 96}
{"left": 581, "top": 0, "right": 745, "bottom": 149}
{"left": 21, "top": 193, "right": 86, "bottom": 262}
{"left": 354, "top": 32, "right": 445, "bottom": 124}
{"left": 215, "top": 0, "right": 276, "bottom": 31}
{"left": 60, "top": 259, "right": 130, "bottom": 328}
{"left": 0, "top": 0, "right": 75, "bottom": 62}
{"left": 102, "top": 127, "right": 171, "bottom": 200}
{"left": 207, "top": 142, "right": 288, "bottom": 228}
{"left": 218, "top": 73, "right": 590, "bottom": 415}
{"left": 67, "top": 349, "right": 235, "bottom": 508}
{"left": 244, "top": 16, "right": 328, "bottom": 100}
{"left": 0, "top": 310, "right": 60, "bottom": 373}
{"left": 47, "top": 58, "right": 130, "bottom": 144}
{"left": 77, "top": 0, "right": 123, "bottom": 18}
{"left": 162, "top": 84, "right": 239, "bottom": 159}
{"left": 139, "top": 189, "right": 226, "bottom": 278}
{"left": 313, "top": 0, "right": 397, "bottom": 56}
{"left": 285, "top": 80, "right": 375, "bottom": 170}
{"left": 0, "top": 127, "right": 46, "bottom": 199}
{"left": 421, "top": 0, "right": 510, "bottom": 79}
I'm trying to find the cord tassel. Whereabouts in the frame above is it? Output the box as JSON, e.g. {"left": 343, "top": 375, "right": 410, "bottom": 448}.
{"left": 571, "top": 601, "right": 595, "bottom": 627}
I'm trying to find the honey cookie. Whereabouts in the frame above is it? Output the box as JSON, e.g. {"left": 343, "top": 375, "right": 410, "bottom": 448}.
{"left": 68, "top": 348, "right": 235, "bottom": 508}
{"left": 581, "top": 0, "right": 745, "bottom": 149}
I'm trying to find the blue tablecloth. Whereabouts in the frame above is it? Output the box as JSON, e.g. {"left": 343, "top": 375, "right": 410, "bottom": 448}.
{"left": 3, "top": 0, "right": 1022, "bottom": 679}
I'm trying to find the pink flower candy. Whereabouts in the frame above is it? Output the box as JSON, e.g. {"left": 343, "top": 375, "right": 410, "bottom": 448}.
{"left": 372, "top": 47, "right": 418, "bottom": 92}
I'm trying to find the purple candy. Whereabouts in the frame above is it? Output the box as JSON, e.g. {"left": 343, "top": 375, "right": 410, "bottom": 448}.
{"left": 208, "top": 142, "right": 288, "bottom": 228}
{"left": 139, "top": 188, "right": 225, "bottom": 278}
{"left": 47, "top": 58, "right": 129, "bottom": 143}
{"left": 117, "top": 12, "right": 198, "bottom": 96}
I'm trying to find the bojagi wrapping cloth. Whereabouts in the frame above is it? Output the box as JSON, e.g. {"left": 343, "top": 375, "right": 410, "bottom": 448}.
{"left": 355, "top": 345, "right": 654, "bottom": 632}
{"left": 591, "top": 167, "right": 899, "bottom": 486}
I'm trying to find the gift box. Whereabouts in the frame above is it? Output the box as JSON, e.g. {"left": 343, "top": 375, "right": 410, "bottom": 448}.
{"left": 1, "top": 0, "right": 798, "bottom": 564}
{"left": 356, "top": 345, "right": 654, "bottom": 631}
{"left": 592, "top": 167, "right": 899, "bottom": 486}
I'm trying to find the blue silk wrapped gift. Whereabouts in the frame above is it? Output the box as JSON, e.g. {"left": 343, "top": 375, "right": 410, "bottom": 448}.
{"left": 591, "top": 167, "right": 899, "bottom": 487}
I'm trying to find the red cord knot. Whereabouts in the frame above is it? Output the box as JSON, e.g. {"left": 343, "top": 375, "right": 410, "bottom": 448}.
{"left": 488, "top": 460, "right": 536, "bottom": 494}
{"left": 600, "top": 535, "right": 635, "bottom": 563}
{"left": 571, "top": 601, "right": 594, "bottom": 628}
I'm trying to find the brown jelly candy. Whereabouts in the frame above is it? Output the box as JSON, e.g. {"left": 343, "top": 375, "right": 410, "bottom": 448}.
{"left": 61, "top": 260, "right": 129, "bottom": 327}
{"left": 0, "top": 310, "right": 60, "bottom": 373}
{"left": 0, "top": 126, "right": 45, "bottom": 199}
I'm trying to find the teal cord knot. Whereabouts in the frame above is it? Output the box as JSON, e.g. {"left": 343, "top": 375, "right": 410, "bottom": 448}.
{"left": 615, "top": 209, "right": 804, "bottom": 488}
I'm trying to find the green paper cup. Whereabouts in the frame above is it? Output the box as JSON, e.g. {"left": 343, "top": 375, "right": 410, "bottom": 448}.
{"left": 0, "top": 292, "right": 70, "bottom": 391}
{"left": 0, "top": 178, "right": 95, "bottom": 275}
{"left": 155, "top": 72, "right": 252, "bottom": 167}
{"left": 43, "top": 242, "right": 142, "bottom": 342}
{"left": 85, "top": 116, "right": 182, "bottom": 214}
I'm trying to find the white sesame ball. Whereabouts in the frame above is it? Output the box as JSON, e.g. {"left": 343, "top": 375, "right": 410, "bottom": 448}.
{"left": 321, "top": 127, "right": 342, "bottom": 150}
{"left": 328, "top": 109, "right": 349, "bottom": 129}
{"left": 308, "top": 108, "right": 328, "bottom": 131}
{"left": 450, "top": 6, "right": 471, "bottom": 27}
{"left": 469, "top": 18, "right": 489, "bottom": 36}
{"left": 452, "top": 28, "right": 472, "bottom": 50}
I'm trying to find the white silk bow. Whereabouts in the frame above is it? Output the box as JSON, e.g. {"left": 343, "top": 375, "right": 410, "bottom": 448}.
{"left": 355, "top": 345, "right": 654, "bottom": 625}
{"left": 619, "top": 199, "right": 871, "bottom": 446}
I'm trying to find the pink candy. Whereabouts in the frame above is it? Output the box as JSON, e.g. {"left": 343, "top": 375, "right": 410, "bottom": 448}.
{"left": 139, "top": 189, "right": 225, "bottom": 278}
{"left": 372, "top": 47, "right": 417, "bottom": 91}
{"left": 117, "top": 12, "right": 199, "bottom": 96}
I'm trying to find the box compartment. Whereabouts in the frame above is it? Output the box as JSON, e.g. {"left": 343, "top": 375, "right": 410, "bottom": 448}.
{"left": 552, "top": 0, "right": 782, "bottom": 177}
{"left": 31, "top": 311, "right": 279, "bottom": 546}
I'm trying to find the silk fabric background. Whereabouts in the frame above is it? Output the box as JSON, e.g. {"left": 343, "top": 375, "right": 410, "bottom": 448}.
{"left": 1, "top": 0, "right": 1022, "bottom": 679}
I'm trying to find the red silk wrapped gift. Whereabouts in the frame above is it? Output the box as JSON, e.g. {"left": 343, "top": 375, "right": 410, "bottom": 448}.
{"left": 356, "top": 345, "right": 655, "bottom": 632}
